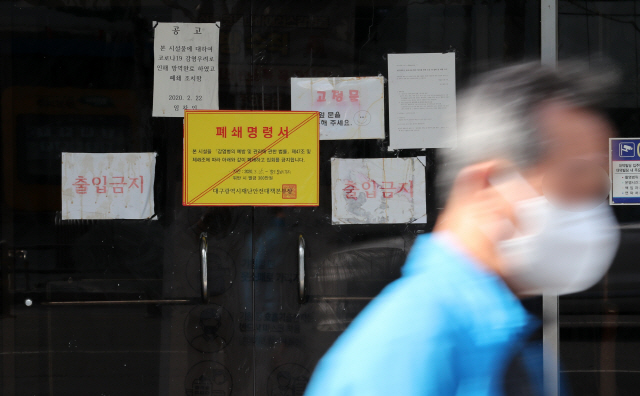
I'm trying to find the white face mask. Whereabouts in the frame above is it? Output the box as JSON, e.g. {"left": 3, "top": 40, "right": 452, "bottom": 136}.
{"left": 493, "top": 174, "right": 620, "bottom": 296}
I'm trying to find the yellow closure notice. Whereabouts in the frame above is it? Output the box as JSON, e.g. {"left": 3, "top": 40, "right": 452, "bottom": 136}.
{"left": 183, "top": 110, "right": 319, "bottom": 206}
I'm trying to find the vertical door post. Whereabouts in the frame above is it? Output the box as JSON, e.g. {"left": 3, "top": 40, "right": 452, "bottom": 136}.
{"left": 541, "top": 2, "right": 559, "bottom": 396}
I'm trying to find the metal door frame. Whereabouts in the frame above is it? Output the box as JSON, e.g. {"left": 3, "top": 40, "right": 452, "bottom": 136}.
{"left": 541, "top": 1, "right": 560, "bottom": 395}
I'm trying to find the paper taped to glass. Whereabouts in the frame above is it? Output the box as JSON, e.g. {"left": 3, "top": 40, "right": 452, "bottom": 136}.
{"left": 388, "top": 52, "right": 456, "bottom": 149}
{"left": 291, "top": 77, "right": 385, "bottom": 140}
{"left": 61, "top": 153, "right": 156, "bottom": 220}
{"left": 331, "top": 157, "right": 427, "bottom": 224}
{"left": 183, "top": 110, "right": 319, "bottom": 206}
{"left": 152, "top": 22, "right": 220, "bottom": 117}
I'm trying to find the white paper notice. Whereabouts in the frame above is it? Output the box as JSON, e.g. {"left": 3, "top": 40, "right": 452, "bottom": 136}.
{"left": 331, "top": 157, "right": 427, "bottom": 224}
{"left": 152, "top": 22, "right": 220, "bottom": 117}
{"left": 388, "top": 53, "right": 456, "bottom": 149}
{"left": 61, "top": 153, "right": 156, "bottom": 220}
{"left": 291, "top": 77, "right": 385, "bottom": 140}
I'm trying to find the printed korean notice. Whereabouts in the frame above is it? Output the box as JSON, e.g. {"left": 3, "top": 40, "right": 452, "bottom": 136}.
{"left": 388, "top": 53, "right": 456, "bottom": 149}
{"left": 152, "top": 22, "right": 219, "bottom": 117}
{"left": 183, "top": 111, "right": 319, "bottom": 206}
{"left": 610, "top": 138, "right": 640, "bottom": 204}
{"left": 290, "top": 77, "right": 385, "bottom": 140}
{"left": 331, "top": 157, "right": 427, "bottom": 224}
{"left": 61, "top": 153, "right": 156, "bottom": 219}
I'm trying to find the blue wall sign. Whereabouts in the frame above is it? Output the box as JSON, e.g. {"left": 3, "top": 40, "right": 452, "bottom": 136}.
{"left": 610, "top": 138, "right": 640, "bottom": 204}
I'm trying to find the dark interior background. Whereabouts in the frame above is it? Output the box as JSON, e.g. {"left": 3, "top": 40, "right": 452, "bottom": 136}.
{"left": 11, "top": 1, "right": 640, "bottom": 395}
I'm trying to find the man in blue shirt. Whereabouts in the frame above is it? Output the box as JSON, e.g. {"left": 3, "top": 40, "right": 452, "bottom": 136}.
{"left": 304, "top": 62, "right": 620, "bottom": 396}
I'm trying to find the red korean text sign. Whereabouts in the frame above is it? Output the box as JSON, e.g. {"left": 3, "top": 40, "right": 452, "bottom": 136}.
{"left": 183, "top": 110, "right": 319, "bottom": 206}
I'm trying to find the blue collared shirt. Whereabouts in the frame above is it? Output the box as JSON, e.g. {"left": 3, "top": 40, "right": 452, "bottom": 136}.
{"left": 304, "top": 233, "right": 538, "bottom": 396}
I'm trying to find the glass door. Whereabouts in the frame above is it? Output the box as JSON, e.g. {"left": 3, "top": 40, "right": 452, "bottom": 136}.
{"left": 1, "top": 0, "right": 541, "bottom": 395}
{"left": 558, "top": 2, "right": 640, "bottom": 395}
{"left": 0, "top": 2, "right": 256, "bottom": 395}
{"left": 248, "top": 1, "right": 542, "bottom": 394}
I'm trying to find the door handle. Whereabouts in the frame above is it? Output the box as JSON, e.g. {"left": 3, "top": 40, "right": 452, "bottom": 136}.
{"left": 25, "top": 235, "right": 211, "bottom": 307}
{"left": 200, "top": 232, "right": 209, "bottom": 303}
{"left": 37, "top": 299, "right": 193, "bottom": 306}
{"left": 299, "top": 234, "right": 306, "bottom": 303}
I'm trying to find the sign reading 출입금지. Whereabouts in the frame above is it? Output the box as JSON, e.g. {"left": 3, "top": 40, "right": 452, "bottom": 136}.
{"left": 152, "top": 22, "right": 220, "bottom": 117}
{"left": 61, "top": 152, "right": 157, "bottom": 220}
{"left": 331, "top": 157, "right": 427, "bottom": 224}
{"left": 183, "top": 111, "right": 319, "bottom": 206}
{"left": 290, "top": 77, "right": 385, "bottom": 140}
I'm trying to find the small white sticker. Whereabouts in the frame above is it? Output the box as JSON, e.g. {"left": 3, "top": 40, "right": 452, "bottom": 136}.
{"left": 152, "top": 22, "right": 220, "bottom": 117}
{"left": 331, "top": 157, "right": 427, "bottom": 224}
{"left": 61, "top": 153, "right": 156, "bottom": 220}
{"left": 291, "top": 77, "right": 385, "bottom": 140}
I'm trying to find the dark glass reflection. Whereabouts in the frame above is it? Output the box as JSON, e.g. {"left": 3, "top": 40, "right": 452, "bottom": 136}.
{"left": 1, "top": 1, "right": 539, "bottom": 394}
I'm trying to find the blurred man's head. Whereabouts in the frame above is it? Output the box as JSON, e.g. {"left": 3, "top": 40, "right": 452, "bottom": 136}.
{"left": 435, "top": 61, "right": 620, "bottom": 296}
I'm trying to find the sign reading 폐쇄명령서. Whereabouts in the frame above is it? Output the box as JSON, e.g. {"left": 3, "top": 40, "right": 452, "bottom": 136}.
{"left": 183, "top": 111, "right": 319, "bottom": 206}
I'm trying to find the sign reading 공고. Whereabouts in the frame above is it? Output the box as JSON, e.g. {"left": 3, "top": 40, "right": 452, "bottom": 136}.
{"left": 183, "top": 110, "right": 319, "bottom": 206}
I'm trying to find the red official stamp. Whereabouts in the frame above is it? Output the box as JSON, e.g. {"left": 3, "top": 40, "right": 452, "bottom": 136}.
{"left": 282, "top": 184, "right": 297, "bottom": 199}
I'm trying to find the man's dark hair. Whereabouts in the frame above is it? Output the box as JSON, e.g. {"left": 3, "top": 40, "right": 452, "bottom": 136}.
{"left": 437, "top": 60, "right": 619, "bottom": 204}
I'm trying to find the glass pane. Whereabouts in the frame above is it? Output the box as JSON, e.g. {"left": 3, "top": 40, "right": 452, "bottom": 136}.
{"left": 1, "top": 0, "right": 540, "bottom": 394}
{"left": 249, "top": 1, "right": 541, "bottom": 394}
{"left": 559, "top": 1, "right": 640, "bottom": 395}
{"left": 0, "top": 1, "right": 255, "bottom": 394}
